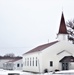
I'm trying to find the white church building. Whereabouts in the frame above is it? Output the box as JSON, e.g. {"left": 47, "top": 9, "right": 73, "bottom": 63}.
{"left": 23, "top": 13, "right": 74, "bottom": 73}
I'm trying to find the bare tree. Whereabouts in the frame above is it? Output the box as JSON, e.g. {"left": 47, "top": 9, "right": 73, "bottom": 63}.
{"left": 66, "top": 19, "right": 74, "bottom": 44}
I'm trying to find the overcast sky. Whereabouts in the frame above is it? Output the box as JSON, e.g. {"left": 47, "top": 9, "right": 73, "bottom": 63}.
{"left": 0, "top": 0, "right": 74, "bottom": 56}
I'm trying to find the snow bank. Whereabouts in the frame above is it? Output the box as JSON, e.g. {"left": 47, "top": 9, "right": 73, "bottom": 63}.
{"left": 55, "top": 70, "right": 74, "bottom": 74}
{"left": 0, "top": 70, "right": 30, "bottom": 75}
{"left": 0, "top": 70, "right": 53, "bottom": 75}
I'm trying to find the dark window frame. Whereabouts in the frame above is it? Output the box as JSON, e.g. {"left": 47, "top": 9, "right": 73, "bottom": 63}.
{"left": 50, "top": 61, "right": 53, "bottom": 67}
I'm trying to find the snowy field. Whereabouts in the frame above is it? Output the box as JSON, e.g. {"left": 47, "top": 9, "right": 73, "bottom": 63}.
{"left": 0, "top": 69, "right": 74, "bottom": 75}
{"left": 0, "top": 69, "right": 53, "bottom": 75}
{"left": 53, "top": 70, "right": 74, "bottom": 75}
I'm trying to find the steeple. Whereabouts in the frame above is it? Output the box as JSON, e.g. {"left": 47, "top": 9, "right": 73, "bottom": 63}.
{"left": 58, "top": 12, "right": 68, "bottom": 34}
{"left": 57, "top": 12, "right": 68, "bottom": 41}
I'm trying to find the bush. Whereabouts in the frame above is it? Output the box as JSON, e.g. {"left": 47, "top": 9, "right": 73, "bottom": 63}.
{"left": 44, "top": 69, "right": 48, "bottom": 73}
{"left": 55, "top": 69, "right": 59, "bottom": 72}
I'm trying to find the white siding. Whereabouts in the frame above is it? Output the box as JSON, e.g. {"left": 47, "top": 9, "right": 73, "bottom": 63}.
{"left": 58, "top": 34, "right": 68, "bottom": 41}
{"left": 23, "top": 52, "right": 42, "bottom": 73}
{"left": 0, "top": 59, "right": 12, "bottom": 69}
{"left": 69, "top": 62, "right": 74, "bottom": 70}
{"left": 23, "top": 41, "right": 74, "bottom": 73}
{"left": 13, "top": 59, "right": 23, "bottom": 70}
{"left": 41, "top": 41, "right": 74, "bottom": 72}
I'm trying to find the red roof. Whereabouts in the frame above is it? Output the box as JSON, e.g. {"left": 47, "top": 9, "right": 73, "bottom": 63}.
{"left": 58, "top": 13, "right": 68, "bottom": 34}
{"left": 24, "top": 41, "right": 59, "bottom": 54}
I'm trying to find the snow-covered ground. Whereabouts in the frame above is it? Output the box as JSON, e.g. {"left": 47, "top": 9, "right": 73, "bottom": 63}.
{"left": 0, "top": 69, "right": 53, "bottom": 75}
{"left": 0, "top": 69, "right": 74, "bottom": 75}
{"left": 54, "top": 70, "right": 74, "bottom": 75}
{"left": 55, "top": 70, "right": 74, "bottom": 73}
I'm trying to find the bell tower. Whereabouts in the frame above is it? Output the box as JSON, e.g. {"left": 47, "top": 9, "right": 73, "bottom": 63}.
{"left": 57, "top": 12, "right": 68, "bottom": 41}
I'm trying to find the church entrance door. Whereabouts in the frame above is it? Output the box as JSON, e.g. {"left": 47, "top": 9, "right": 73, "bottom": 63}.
{"left": 62, "top": 62, "right": 69, "bottom": 70}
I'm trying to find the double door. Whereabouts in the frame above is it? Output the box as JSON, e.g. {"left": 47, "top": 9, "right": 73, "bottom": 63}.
{"left": 62, "top": 62, "right": 69, "bottom": 70}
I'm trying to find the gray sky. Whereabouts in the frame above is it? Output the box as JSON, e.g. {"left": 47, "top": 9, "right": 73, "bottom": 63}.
{"left": 0, "top": 0, "right": 74, "bottom": 56}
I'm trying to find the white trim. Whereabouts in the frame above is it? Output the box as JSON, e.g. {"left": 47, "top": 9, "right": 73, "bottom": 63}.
{"left": 57, "top": 50, "right": 72, "bottom": 55}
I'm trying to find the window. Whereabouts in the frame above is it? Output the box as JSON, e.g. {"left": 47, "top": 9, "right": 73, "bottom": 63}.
{"left": 21, "top": 64, "right": 23, "bottom": 67}
{"left": 28, "top": 58, "right": 29, "bottom": 66}
{"left": 25, "top": 58, "right": 26, "bottom": 66}
{"left": 33, "top": 57, "right": 34, "bottom": 66}
{"left": 36, "top": 57, "right": 37, "bottom": 66}
{"left": 27, "top": 58, "right": 29, "bottom": 66}
{"left": 30, "top": 58, "right": 31, "bottom": 66}
{"left": 50, "top": 61, "right": 53, "bottom": 67}
{"left": 17, "top": 64, "right": 19, "bottom": 67}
